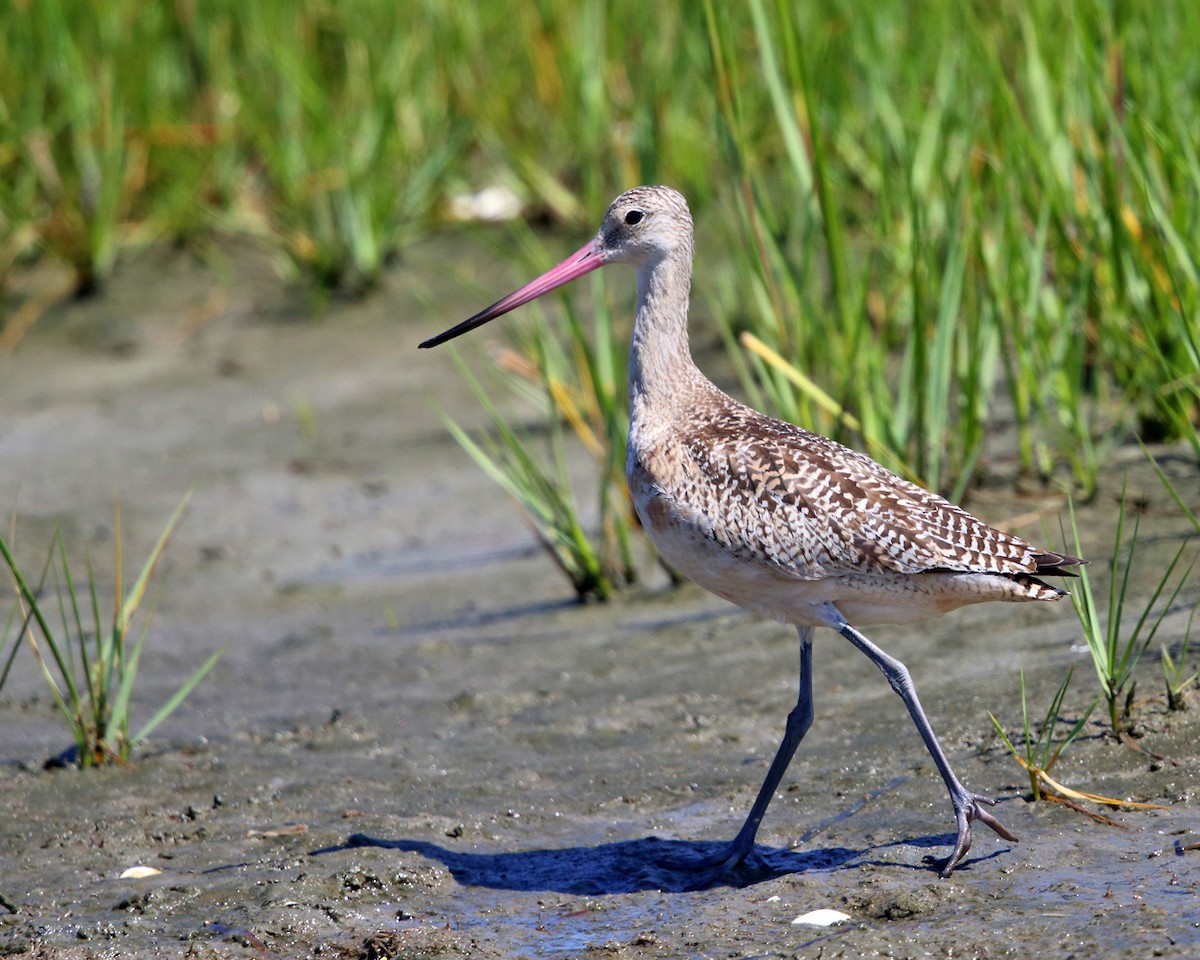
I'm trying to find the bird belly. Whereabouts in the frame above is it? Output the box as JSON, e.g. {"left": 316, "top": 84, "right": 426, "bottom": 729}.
{"left": 631, "top": 473, "right": 837, "bottom": 623}
{"left": 631, "top": 473, "right": 1062, "bottom": 627}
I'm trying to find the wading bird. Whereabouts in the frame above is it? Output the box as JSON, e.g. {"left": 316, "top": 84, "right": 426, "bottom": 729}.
{"left": 420, "top": 185, "right": 1083, "bottom": 878}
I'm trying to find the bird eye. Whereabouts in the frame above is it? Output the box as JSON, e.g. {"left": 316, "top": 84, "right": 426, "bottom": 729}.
{"left": 624, "top": 210, "right": 644, "bottom": 225}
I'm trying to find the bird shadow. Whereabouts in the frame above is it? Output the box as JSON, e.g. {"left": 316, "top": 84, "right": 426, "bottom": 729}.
{"left": 309, "top": 833, "right": 868, "bottom": 894}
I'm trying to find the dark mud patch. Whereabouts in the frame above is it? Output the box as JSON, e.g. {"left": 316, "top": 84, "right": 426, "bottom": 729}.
{"left": 2, "top": 243, "right": 1198, "bottom": 957}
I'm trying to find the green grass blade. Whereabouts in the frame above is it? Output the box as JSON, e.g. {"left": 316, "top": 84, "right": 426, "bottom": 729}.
{"left": 57, "top": 542, "right": 96, "bottom": 716}
{"left": 0, "top": 602, "right": 21, "bottom": 691}
{"left": 130, "top": 645, "right": 225, "bottom": 747}
{"left": 748, "top": 0, "right": 813, "bottom": 197}
{"left": 987, "top": 711, "right": 1020, "bottom": 758}
{"left": 109, "top": 611, "right": 154, "bottom": 747}
{"left": 1141, "top": 441, "right": 1200, "bottom": 534}
{"left": 118, "top": 493, "right": 191, "bottom": 634}
{"left": 0, "top": 533, "right": 82, "bottom": 709}
{"left": 1063, "top": 499, "right": 1111, "bottom": 698}
{"left": 1018, "top": 667, "right": 1034, "bottom": 765}
{"left": 1045, "top": 696, "right": 1099, "bottom": 773}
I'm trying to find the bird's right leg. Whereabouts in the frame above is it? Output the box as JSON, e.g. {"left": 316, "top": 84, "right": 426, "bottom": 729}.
{"left": 663, "top": 625, "right": 814, "bottom": 876}
{"left": 817, "top": 603, "right": 1017, "bottom": 877}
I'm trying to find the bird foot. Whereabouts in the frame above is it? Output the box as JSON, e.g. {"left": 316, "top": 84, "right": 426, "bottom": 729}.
{"left": 928, "top": 791, "right": 1017, "bottom": 878}
{"left": 655, "top": 838, "right": 777, "bottom": 888}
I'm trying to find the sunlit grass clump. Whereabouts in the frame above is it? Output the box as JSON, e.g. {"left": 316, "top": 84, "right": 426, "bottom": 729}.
{"left": 0, "top": 496, "right": 222, "bottom": 767}
{"left": 1161, "top": 617, "right": 1197, "bottom": 713}
{"left": 989, "top": 451, "right": 1196, "bottom": 813}
{"left": 1063, "top": 483, "right": 1195, "bottom": 738}
{"left": 988, "top": 667, "right": 1094, "bottom": 805}
{"left": 0, "top": 0, "right": 715, "bottom": 298}
{"left": 988, "top": 668, "right": 1164, "bottom": 816}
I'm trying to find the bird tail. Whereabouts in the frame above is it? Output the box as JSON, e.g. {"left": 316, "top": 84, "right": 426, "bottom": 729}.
{"left": 1031, "top": 549, "right": 1087, "bottom": 578}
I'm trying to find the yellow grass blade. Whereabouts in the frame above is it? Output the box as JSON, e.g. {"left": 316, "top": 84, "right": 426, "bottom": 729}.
{"left": 1009, "top": 753, "right": 1166, "bottom": 810}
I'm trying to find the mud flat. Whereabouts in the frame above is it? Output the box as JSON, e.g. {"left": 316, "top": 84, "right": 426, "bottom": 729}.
{"left": 1, "top": 243, "right": 1197, "bottom": 957}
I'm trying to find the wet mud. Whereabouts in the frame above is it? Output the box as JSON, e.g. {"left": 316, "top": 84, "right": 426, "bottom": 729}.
{"left": 1, "top": 242, "right": 1198, "bottom": 958}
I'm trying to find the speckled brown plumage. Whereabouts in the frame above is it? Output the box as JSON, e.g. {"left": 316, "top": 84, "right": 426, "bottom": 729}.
{"left": 628, "top": 381, "right": 1081, "bottom": 625}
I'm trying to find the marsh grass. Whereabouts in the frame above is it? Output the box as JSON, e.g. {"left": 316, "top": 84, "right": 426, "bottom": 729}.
{"left": 1064, "top": 483, "right": 1196, "bottom": 738}
{"left": 4, "top": 0, "right": 148, "bottom": 292}
{"left": 0, "top": 496, "right": 222, "bottom": 766}
{"left": 1142, "top": 446, "right": 1200, "bottom": 711}
{"left": 228, "top": 4, "right": 462, "bottom": 291}
{"left": 0, "top": 1, "right": 717, "bottom": 301}
{"left": 989, "top": 668, "right": 1095, "bottom": 803}
{"left": 989, "top": 667, "right": 1163, "bottom": 813}
{"left": 1161, "top": 611, "right": 1197, "bottom": 712}
{"left": 441, "top": 345, "right": 633, "bottom": 602}
{"left": 703, "top": 0, "right": 997, "bottom": 496}
{"left": 1144, "top": 444, "right": 1200, "bottom": 537}
{"left": 0, "top": 590, "right": 19, "bottom": 692}
{"left": 435, "top": 219, "right": 646, "bottom": 600}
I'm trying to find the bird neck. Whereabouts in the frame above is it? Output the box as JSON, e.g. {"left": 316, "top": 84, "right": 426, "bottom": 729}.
{"left": 628, "top": 248, "right": 703, "bottom": 426}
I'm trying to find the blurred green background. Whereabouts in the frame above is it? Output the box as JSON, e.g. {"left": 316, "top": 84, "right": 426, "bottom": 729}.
{"left": 1, "top": 0, "right": 1196, "bottom": 530}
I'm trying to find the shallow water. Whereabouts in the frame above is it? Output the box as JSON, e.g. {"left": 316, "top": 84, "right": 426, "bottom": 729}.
{"left": 1, "top": 242, "right": 1198, "bottom": 958}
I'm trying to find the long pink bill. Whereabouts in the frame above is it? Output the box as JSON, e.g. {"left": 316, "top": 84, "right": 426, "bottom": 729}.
{"left": 419, "top": 239, "right": 605, "bottom": 349}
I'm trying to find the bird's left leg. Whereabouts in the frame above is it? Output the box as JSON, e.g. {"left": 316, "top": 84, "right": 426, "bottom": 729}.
{"left": 662, "top": 625, "right": 815, "bottom": 877}
{"left": 815, "top": 603, "right": 1017, "bottom": 876}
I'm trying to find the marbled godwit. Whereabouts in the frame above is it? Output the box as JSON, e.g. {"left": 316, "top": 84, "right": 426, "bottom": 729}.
{"left": 420, "top": 185, "right": 1084, "bottom": 878}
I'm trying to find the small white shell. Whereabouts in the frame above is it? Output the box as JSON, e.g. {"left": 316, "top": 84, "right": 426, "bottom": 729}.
{"left": 792, "top": 908, "right": 851, "bottom": 927}
{"left": 119, "top": 866, "right": 162, "bottom": 879}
